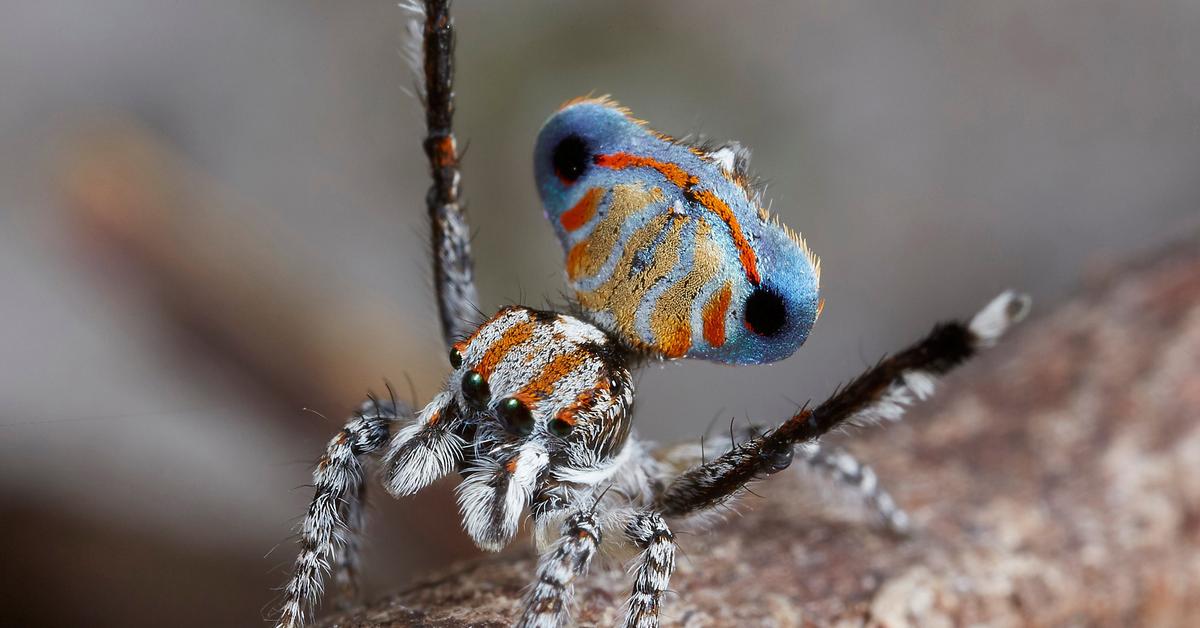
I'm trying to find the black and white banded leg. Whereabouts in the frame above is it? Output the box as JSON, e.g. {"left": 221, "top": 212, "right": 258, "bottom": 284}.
{"left": 330, "top": 475, "right": 368, "bottom": 606}
{"left": 662, "top": 429, "right": 909, "bottom": 534}
{"left": 275, "top": 400, "right": 406, "bottom": 628}
{"left": 407, "top": 0, "right": 479, "bottom": 346}
{"left": 516, "top": 510, "right": 603, "bottom": 628}
{"left": 622, "top": 512, "right": 676, "bottom": 628}
{"left": 797, "top": 443, "right": 909, "bottom": 534}
{"left": 656, "top": 291, "right": 1031, "bottom": 519}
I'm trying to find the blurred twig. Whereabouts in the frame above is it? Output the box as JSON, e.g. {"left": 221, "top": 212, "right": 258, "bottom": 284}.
{"left": 56, "top": 118, "right": 441, "bottom": 410}
{"left": 52, "top": 117, "right": 477, "bottom": 594}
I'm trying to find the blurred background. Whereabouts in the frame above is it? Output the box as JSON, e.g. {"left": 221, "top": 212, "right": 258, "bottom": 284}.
{"left": 1, "top": 1, "right": 1197, "bottom": 626}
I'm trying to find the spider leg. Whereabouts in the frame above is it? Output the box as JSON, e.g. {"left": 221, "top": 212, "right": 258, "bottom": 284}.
{"left": 655, "top": 291, "right": 1030, "bottom": 518}
{"left": 416, "top": 0, "right": 479, "bottom": 346}
{"left": 621, "top": 511, "right": 676, "bottom": 628}
{"left": 797, "top": 443, "right": 909, "bottom": 534}
{"left": 275, "top": 399, "right": 407, "bottom": 628}
{"left": 382, "top": 391, "right": 466, "bottom": 497}
{"left": 657, "top": 428, "right": 908, "bottom": 533}
{"left": 516, "top": 509, "right": 603, "bottom": 628}
{"left": 330, "top": 471, "right": 368, "bottom": 607}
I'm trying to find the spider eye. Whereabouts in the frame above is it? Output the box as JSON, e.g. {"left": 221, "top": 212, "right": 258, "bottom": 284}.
{"left": 498, "top": 397, "right": 534, "bottom": 436}
{"left": 461, "top": 370, "right": 490, "bottom": 408}
{"left": 552, "top": 134, "right": 589, "bottom": 183}
{"left": 448, "top": 348, "right": 463, "bottom": 370}
{"left": 548, "top": 417, "right": 574, "bottom": 438}
{"left": 744, "top": 287, "right": 788, "bottom": 337}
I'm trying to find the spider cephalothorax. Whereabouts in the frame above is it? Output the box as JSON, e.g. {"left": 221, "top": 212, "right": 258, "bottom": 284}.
{"left": 382, "top": 306, "right": 635, "bottom": 552}
{"left": 272, "top": 3, "right": 1030, "bottom": 628}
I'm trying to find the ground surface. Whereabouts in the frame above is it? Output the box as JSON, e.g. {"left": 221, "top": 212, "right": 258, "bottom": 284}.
{"left": 319, "top": 237, "right": 1200, "bottom": 627}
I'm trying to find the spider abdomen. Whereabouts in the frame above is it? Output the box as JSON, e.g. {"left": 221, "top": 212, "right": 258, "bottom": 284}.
{"left": 534, "top": 97, "right": 822, "bottom": 364}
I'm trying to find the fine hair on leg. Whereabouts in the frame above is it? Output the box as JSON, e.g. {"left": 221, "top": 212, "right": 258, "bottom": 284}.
{"left": 274, "top": 400, "right": 404, "bottom": 628}
{"left": 655, "top": 291, "right": 1031, "bottom": 519}
{"left": 516, "top": 509, "right": 603, "bottom": 628}
{"left": 413, "top": 0, "right": 479, "bottom": 346}
{"left": 621, "top": 511, "right": 676, "bottom": 628}
{"left": 797, "top": 442, "right": 910, "bottom": 534}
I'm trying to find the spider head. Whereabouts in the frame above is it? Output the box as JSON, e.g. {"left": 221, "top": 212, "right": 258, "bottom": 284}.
{"left": 446, "top": 306, "right": 633, "bottom": 550}
{"left": 534, "top": 97, "right": 821, "bottom": 365}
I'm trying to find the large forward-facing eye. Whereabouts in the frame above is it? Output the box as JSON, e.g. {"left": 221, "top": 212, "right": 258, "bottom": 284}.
{"left": 744, "top": 287, "right": 788, "bottom": 337}
{"left": 461, "top": 370, "right": 490, "bottom": 408}
{"left": 498, "top": 397, "right": 534, "bottom": 436}
{"left": 548, "top": 417, "right": 573, "bottom": 438}
{"left": 552, "top": 134, "right": 589, "bottom": 183}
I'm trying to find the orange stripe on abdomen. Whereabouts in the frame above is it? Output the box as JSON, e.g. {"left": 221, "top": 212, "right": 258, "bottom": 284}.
{"left": 560, "top": 187, "right": 602, "bottom": 232}
{"left": 566, "top": 184, "right": 663, "bottom": 282}
{"left": 577, "top": 210, "right": 685, "bottom": 354}
{"left": 702, "top": 281, "right": 733, "bottom": 347}
{"left": 595, "top": 153, "right": 697, "bottom": 189}
{"left": 566, "top": 240, "right": 590, "bottom": 281}
{"left": 595, "top": 152, "right": 761, "bottom": 286}
{"left": 690, "top": 189, "right": 760, "bottom": 285}
{"left": 555, "top": 376, "right": 611, "bottom": 427}
{"left": 650, "top": 221, "right": 721, "bottom": 356}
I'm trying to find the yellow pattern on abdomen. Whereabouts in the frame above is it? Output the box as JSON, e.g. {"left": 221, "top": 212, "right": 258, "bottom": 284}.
{"left": 576, "top": 186, "right": 686, "bottom": 354}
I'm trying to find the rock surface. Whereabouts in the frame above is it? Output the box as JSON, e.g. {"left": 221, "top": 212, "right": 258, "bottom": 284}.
{"left": 320, "top": 238, "right": 1200, "bottom": 627}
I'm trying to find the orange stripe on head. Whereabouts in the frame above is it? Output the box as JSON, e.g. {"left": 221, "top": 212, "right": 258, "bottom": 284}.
{"left": 702, "top": 281, "right": 733, "bottom": 347}
{"left": 560, "top": 187, "right": 602, "bottom": 232}
{"left": 476, "top": 320, "right": 536, "bottom": 379}
{"left": 520, "top": 350, "right": 588, "bottom": 401}
{"left": 554, "top": 408, "right": 578, "bottom": 427}
{"left": 555, "top": 376, "right": 611, "bottom": 426}
{"left": 456, "top": 305, "right": 523, "bottom": 352}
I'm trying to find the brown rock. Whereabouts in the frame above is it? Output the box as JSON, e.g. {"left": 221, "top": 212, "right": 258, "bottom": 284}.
{"left": 320, "top": 238, "right": 1200, "bottom": 627}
